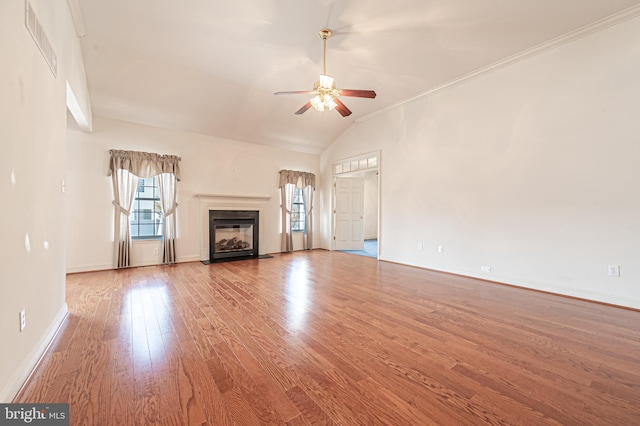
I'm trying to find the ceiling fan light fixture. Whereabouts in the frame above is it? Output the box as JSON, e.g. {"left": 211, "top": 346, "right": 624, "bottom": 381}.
{"left": 319, "top": 74, "right": 334, "bottom": 89}
{"left": 310, "top": 93, "right": 337, "bottom": 112}
{"left": 325, "top": 95, "right": 337, "bottom": 111}
{"left": 310, "top": 95, "right": 324, "bottom": 111}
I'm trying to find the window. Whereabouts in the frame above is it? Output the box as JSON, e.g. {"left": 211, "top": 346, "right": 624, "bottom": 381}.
{"left": 131, "top": 176, "right": 163, "bottom": 239}
{"left": 333, "top": 153, "right": 378, "bottom": 175}
{"left": 291, "top": 188, "right": 306, "bottom": 232}
{"left": 133, "top": 209, "right": 152, "bottom": 221}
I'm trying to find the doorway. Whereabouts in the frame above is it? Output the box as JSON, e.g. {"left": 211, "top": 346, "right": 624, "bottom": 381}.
{"left": 332, "top": 152, "right": 380, "bottom": 259}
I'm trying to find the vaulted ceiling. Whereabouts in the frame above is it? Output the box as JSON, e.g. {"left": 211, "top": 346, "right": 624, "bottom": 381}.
{"left": 75, "top": 0, "right": 640, "bottom": 154}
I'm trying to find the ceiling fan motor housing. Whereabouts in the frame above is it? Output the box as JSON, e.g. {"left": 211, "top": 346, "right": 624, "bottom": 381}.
{"left": 318, "top": 29, "right": 332, "bottom": 40}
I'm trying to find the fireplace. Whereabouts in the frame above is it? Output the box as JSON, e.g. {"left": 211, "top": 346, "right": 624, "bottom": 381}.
{"left": 209, "top": 210, "right": 259, "bottom": 262}
{"left": 196, "top": 194, "right": 271, "bottom": 263}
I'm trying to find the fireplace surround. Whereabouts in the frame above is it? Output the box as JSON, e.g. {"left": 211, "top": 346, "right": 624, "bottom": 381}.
{"left": 196, "top": 194, "right": 271, "bottom": 263}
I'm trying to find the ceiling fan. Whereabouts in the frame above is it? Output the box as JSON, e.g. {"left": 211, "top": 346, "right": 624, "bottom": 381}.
{"left": 275, "top": 29, "right": 376, "bottom": 117}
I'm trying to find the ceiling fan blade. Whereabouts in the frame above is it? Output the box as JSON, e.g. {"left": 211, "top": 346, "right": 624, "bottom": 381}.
{"left": 295, "top": 102, "right": 313, "bottom": 115}
{"left": 338, "top": 89, "right": 377, "bottom": 99}
{"left": 333, "top": 98, "right": 352, "bottom": 117}
{"left": 275, "top": 90, "right": 314, "bottom": 96}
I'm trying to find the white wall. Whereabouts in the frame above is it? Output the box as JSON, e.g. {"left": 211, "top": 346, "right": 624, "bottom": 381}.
{"left": 320, "top": 16, "right": 640, "bottom": 309}
{"left": 66, "top": 116, "right": 320, "bottom": 272}
{"left": 363, "top": 171, "right": 379, "bottom": 240}
{"left": 0, "top": 0, "right": 88, "bottom": 401}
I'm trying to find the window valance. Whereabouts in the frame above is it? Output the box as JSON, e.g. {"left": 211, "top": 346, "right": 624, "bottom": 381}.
{"left": 108, "top": 149, "right": 182, "bottom": 180}
{"left": 278, "top": 169, "right": 315, "bottom": 189}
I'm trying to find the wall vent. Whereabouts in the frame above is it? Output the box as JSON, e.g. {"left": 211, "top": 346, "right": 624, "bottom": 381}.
{"left": 25, "top": 1, "right": 57, "bottom": 77}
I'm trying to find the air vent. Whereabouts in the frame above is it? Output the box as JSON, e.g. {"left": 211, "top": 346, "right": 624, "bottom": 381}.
{"left": 25, "top": 1, "right": 57, "bottom": 77}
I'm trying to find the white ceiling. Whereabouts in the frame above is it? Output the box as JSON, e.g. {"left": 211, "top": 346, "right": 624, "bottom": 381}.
{"left": 75, "top": 0, "right": 640, "bottom": 154}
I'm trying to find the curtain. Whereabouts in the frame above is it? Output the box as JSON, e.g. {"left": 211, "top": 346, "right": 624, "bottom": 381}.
{"left": 302, "top": 186, "right": 314, "bottom": 250}
{"left": 109, "top": 150, "right": 181, "bottom": 268}
{"left": 110, "top": 169, "right": 139, "bottom": 268}
{"left": 279, "top": 169, "right": 315, "bottom": 252}
{"left": 109, "top": 149, "right": 181, "bottom": 179}
{"left": 279, "top": 169, "right": 315, "bottom": 189}
{"left": 280, "top": 183, "right": 296, "bottom": 252}
{"left": 157, "top": 172, "right": 178, "bottom": 264}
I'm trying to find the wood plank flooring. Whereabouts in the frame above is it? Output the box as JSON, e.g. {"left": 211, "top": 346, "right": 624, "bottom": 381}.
{"left": 15, "top": 250, "right": 640, "bottom": 425}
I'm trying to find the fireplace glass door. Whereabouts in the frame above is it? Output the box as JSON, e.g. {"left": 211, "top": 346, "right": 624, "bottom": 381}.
{"left": 213, "top": 220, "right": 254, "bottom": 258}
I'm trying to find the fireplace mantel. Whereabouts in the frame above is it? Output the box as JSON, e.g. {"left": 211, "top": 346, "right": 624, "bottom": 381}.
{"left": 196, "top": 194, "right": 271, "bottom": 261}
{"left": 195, "top": 194, "right": 271, "bottom": 203}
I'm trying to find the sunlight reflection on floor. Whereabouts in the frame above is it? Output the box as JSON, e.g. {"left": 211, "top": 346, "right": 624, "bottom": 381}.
{"left": 286, "top": 257, "right": 310, "bottom": 331}
{"left": 121, "top": 284, "right": 171, "bottom": 368}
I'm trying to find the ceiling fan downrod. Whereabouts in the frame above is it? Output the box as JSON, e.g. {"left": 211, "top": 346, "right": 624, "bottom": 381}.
{"left": 318, "top": 29, "right": 332, "bottom": 75}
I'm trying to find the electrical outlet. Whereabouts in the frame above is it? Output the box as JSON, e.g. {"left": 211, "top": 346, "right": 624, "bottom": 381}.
{"left": 481, "top": 266, "right": 491, "bottom": 273}
{"left": 417, "top": 243, "right": 423, "bottom": 251}
{"left": 437, "top": 245, "right": 443, "bottom": 253}
{"left": 153, "top": 248, "right": 159, "bottom": 255}
{"left": 608, "top": 265, "right": 620, "bottom": 277}
{"left": 19, "top": 309, "right": 26, "bottom": 332}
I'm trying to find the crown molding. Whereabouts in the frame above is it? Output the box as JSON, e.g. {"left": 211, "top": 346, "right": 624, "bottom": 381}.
{"left": 356, "top": 4, "right": 640, "bottom": 124}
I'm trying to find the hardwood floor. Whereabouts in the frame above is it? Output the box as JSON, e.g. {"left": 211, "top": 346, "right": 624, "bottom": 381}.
{"left": 15, "top": 250, "right": 640, "bottom": 425}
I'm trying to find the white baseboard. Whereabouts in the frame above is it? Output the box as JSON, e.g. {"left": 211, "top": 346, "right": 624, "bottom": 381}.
{"left": 1, "top": 303, "right": 68, "bottom": 402}
{"left": 66, "top": 263, "right": 112, "bottom": 274}
{"left": 382, "top": 259, "right": 640, "bottom": 311}
{"left": 66, "top": 255, "right": 203, "bottom": 274}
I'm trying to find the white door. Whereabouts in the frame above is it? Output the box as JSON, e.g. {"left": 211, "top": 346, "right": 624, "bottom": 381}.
{"left": 334, "top": 177, "right": 365, "bottom": 250}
